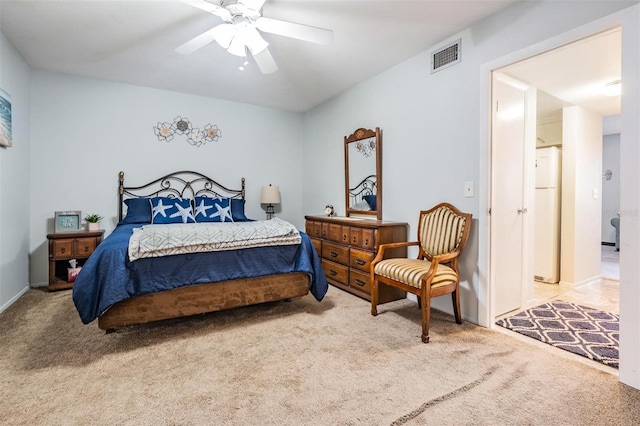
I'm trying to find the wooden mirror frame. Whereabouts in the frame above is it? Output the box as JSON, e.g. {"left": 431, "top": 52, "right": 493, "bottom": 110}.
{"left": 344, "top": 127, "right": 382, "bottom": 220}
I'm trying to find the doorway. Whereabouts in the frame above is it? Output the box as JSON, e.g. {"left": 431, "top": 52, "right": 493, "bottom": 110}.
{"left": 490, "top": 28, "right": 621, "bottom": 320}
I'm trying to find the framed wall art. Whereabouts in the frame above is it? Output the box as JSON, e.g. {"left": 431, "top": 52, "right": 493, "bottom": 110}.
{"left": 0, "top": 88, "right": 12, "bottom": 148}
{"left": 54, "top": 211, "right": 82, "bottom": 233}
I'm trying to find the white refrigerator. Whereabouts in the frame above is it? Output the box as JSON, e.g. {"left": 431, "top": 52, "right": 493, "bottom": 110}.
{"left": 534, "top": 146, "right": 561, "bottom": 284}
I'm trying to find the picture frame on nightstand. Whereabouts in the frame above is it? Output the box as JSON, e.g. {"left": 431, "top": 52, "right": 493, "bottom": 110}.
{"left": 54, "top": 210, "right": 81, "bottom": 233}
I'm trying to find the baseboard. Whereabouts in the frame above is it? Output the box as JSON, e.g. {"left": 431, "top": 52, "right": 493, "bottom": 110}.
{"left": 0, "top": 285, "right": 30, "bottom": 315}
{"left": 574, "top": 275, "right": 602, "bottom": 289}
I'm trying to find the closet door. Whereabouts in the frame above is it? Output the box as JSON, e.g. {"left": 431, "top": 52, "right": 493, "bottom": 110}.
{"left": 491, "top": 73, "right": 535, "bottom": 317}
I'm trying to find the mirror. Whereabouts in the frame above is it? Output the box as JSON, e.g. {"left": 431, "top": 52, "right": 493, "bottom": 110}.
{"left": 344, "top": 127, "right": 382, "bottom": 220}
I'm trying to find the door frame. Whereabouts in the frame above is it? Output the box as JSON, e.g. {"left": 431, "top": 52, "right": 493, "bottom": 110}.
{"left": 477, "top": 11, "right": 634, "bottom": 329}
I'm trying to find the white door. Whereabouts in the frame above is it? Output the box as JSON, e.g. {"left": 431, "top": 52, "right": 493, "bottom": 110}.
{"left": 491, "top": 73, "right": 532, "bottom": 317}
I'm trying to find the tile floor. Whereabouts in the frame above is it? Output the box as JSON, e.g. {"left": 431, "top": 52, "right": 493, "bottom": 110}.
{"left": 494, "top": 245, "right": 620, "bottom": 374}
{"left": 530, "top": 245, "right": 619, "bottom": 314}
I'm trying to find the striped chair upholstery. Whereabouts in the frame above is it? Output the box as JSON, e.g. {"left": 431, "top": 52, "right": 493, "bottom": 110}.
{"left": 419, "top": 205, "right": 467, "bottom": 257}
{"left": 370, "top": 203, "right": 472, "bottom": 343}
{"left": 374, "top": 259, "right": 457, "bottom": 289}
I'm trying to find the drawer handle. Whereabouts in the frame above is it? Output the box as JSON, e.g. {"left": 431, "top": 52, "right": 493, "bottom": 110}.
{"left": 343, "top": 235, "right": 347, "bottom": 242}
{"left": 365, "top": 238, "right": 369, "bottom": 245}
{"left": 83, "top": 246, "right": 89, "bottom": 252}
{"left": 352, "top": 237, "right": 356, "bottom": 243}
{"left": 329, "top": 269, "right": 337, "bottom": 276}
{"left": 355, "top": 258, "right": 366, "bottom": 265}
{"left": 60, "top": 247, "right": 66, "bottom": 254}
{"left": 355, "top": 278, "right": 366, "bottom": 286}
{"left": 330, "top": 251, "right": 338, "bottom": 257}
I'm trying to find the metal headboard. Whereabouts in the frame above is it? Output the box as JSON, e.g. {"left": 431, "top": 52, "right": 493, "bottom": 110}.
{"left": 349, "top": 174, "right": 376, "bottom": 206}
{"left": 118, "top": 170, "right": 245, "bottom": 221}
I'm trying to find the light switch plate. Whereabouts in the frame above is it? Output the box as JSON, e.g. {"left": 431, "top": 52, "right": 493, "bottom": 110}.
{"left": 464, "top": 181, "right": 474, "bottom": 198}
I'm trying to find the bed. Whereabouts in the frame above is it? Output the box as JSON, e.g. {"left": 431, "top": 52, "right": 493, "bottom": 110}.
{"left": 349, "top": 174, "right": 377, "bottom": 211}
{"left": 72, "top": 170, "right": 328, "bottom": 331}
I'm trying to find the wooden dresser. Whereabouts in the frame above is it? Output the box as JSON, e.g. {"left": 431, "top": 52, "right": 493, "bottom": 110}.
{"left": 47, "top": 230, "right": 104, "bottom": 291}
{"left": 305, "top": 215, "right": 408, "bottom": 303}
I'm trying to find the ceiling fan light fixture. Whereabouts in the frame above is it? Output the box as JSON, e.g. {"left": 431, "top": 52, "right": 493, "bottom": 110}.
{"left": 227, "top": 35, "right": 248, "bottom": 56}
{"left": 212, "top": 24, "right": 236, "bottom": 49}
{"left": 245, "top": 27, "right": 268, "bottom": 54}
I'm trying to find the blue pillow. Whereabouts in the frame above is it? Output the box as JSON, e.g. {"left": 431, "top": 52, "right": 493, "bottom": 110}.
{"left": 150, "top": 197, "right": 195, "bottom": 224}
{"left": 194, "top": 196, "right": 233, "bottom": 223}
{"left": 363, "top": 194, "right": 377, "bottom": 211}
{"left": 120, "top": 198, "right": 152, "bottom": 224}
{"left": 230, "top": 198, "right": 250, "bottom": 222}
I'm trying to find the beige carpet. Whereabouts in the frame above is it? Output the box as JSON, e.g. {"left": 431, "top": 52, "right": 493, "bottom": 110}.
{"left": 2, "top": 286, "right": 639, "bottom": 425}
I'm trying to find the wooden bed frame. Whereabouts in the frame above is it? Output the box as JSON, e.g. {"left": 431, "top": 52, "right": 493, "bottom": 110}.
{"left": 97, "top": 171, "right": 310, "bottom": 331}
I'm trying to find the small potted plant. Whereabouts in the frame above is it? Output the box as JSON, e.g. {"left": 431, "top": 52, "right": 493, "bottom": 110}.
{"left": 84, "top": 213, "right": 104, "bottom": 231}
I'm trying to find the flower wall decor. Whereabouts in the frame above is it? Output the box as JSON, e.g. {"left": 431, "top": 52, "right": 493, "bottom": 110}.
{"left": 153, "top": 116, "right": 221, "bottom": 147}
{"left": 356, "top": 137, "right": 376, "bottom": 157}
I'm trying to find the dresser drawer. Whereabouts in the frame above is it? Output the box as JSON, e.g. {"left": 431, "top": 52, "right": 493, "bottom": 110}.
{"left": 321, "top": 259, "right": 349, "bottom": 286}
{"left": 360, "top": 228, "right": 375, "bottom": 250}
{"left": 310, "top": 238, "right": 322, "bottom": 255}
{"left": 348, "top": 227, "right": 376, "bottom": 250}
{"left": 323, "top": 223, "right": 342, "bottom": 243}
{"left": 349, "top": 269, "right": 371, "bottom": 294}
{"left": 52, "top": 240, "right": 73, "bottom": 258}
{"left": 350, "top": 247, "right": 374, "bottom": 273}
{"left": 322, "top": 241, "right": 349, "bottom": 264}
{"left": 306, "top": 221, "right": 323, "bottom": 239}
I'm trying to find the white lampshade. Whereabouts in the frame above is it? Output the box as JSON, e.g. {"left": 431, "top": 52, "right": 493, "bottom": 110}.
{"left": 261, "top": 185, "right": 281, "bottom": 204}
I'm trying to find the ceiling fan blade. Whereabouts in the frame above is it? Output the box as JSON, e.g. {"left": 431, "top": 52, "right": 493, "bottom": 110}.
{"left": 252, "top": 47, "right": 278, "bottom": 74}
{"left": 238, "top": 0, "right": 267, "bottom": 12}
{"left": 175, "top": 27, "right": 220, "bottom": 54}
{"left": 256, "top": 17, "right": 333, "bottom": 45}
{"left": 178, "top": 0, "right": 232, "bottom": 22}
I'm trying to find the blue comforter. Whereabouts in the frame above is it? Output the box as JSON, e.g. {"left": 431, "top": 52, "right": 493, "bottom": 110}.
{"left": 72, "top": 224, "right": 328, "bottom": 324}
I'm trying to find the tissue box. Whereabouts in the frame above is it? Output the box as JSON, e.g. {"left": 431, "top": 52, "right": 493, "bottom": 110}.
{"left": 67, "top": 267, "right": 82, "bottom": 283}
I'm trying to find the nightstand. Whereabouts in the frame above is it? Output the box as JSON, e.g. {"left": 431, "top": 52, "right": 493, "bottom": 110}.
{"left": 47, "top": 230, "right": 104, "bottom": 291}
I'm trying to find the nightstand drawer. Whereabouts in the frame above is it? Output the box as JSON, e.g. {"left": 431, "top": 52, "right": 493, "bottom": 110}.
{"left": 76, "top": 237, "right": 97, "bottom": 256}
{"left": 52, "top": 240, "right": 73, "bottom": 258}
{"left": 321, "top": 259, "right": 348, "bottom": 285}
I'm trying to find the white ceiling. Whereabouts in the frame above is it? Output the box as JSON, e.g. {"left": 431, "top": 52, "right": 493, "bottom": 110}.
{"left": 502, "top": 28, "right": 621, "bottom": 118}
{"left": 0, "top": 0, "right": 520, "bottom": 112}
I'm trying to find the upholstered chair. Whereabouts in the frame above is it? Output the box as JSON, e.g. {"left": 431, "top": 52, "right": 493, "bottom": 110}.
{"left": 370, "top": 203, "right": 472, "bottom": 343}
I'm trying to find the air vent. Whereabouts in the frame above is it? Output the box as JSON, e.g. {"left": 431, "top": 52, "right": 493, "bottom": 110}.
{"left": 431, "top": 39, "right": 461, "bottom": 73}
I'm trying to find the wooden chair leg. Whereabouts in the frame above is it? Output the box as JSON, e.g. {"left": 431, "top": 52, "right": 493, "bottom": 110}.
{"left": 371, "top": 277, "right": 379, "bottom": 316}
{"left": 421, "top": 288, "right": 431, "bottom": 343}
{"left": 452, "top": 284, "right": 462, "bottom": 324}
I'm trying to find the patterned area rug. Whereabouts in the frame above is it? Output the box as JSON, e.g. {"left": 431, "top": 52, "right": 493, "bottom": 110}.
{"left": 496, "top": 300, "right": 619, "bottom": 369}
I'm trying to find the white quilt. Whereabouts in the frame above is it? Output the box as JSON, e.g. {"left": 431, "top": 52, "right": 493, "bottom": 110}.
{"left": 128, "top": 218, "right": 301, "bottom": 261}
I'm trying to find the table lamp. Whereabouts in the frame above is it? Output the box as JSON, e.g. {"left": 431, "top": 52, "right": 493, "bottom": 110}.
{"left": 260, "top": 184, "right": 281, "bottom": 219}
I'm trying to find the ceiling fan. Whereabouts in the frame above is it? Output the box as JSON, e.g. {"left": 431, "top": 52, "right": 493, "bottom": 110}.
{"left": 176, "top": 0, "right": 334, "bottom": 74}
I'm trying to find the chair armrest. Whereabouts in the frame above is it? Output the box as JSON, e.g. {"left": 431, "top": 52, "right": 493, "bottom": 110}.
{"left": 372, "top": 241, "right": 419, "bottom": 265}
{"left": 432, "top": 250, "right": 460, "bottom": 264}
{"left": 424, "top": 252, "right": 461, "bottom": 277}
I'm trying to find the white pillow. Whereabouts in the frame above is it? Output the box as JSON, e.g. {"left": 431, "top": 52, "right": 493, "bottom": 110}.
{"left": 350, "top": 201, "right": 371, "bottom": 211}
